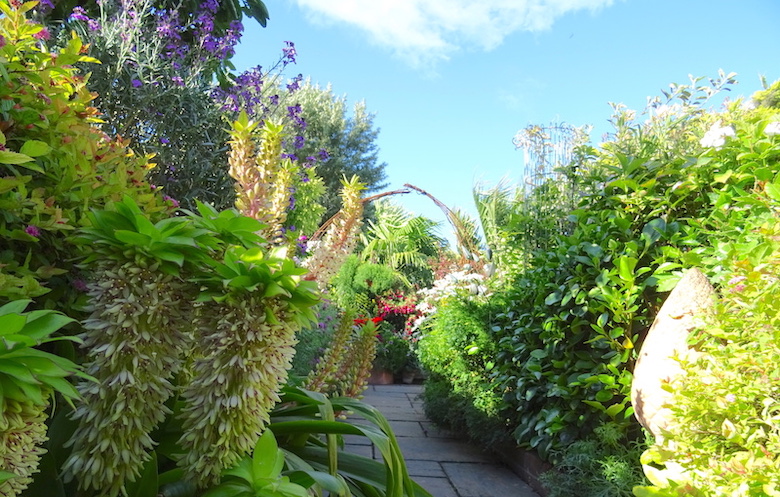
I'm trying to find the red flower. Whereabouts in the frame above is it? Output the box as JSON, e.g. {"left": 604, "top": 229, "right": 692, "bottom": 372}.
{"left": 353, "top": 318, "right": 367, "bottom": 326}
{"left": 371, "top": 316, "right": 383, "bottom": 325}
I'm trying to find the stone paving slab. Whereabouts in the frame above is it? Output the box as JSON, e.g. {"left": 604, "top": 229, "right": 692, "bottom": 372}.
{"left": 405, "top": 459, "right": 447, "bottom": 478}
{"left": 442, "top": 462, "right": 540, "bottom": 497}
{"left": 388, "top": 420, "right": 428, "bottom": 437}
{"left": 347, "top": 384, "right": 541, "bottom": 497}
{"left": 397, "top": 436, "right": 498, "bottom": 464}
{"left": 412, "top": 476, "right": 458, "bottom": 497}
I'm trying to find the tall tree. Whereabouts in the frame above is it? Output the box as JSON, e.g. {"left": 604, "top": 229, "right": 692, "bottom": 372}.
{"left": 283, "top": 81, "right": 388, "bottom": 220}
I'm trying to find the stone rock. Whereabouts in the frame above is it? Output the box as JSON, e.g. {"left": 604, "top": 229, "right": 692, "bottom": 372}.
{"left": 631, "top": 267, "right": 715, "bottom": 439}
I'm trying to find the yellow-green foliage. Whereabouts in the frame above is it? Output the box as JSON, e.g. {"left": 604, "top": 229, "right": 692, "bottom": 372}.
{"left": 0, "top": 0, "right": 169, "bottom": 306}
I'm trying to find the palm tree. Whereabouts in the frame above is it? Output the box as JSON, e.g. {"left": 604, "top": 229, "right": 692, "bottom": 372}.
{"left": 360, "top": 200, "right": 445, "bottom": 288}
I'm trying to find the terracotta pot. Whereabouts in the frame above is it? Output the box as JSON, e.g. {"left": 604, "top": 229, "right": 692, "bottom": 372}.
{"left": 368, "top": 367, "right": 394, "bottom": 385}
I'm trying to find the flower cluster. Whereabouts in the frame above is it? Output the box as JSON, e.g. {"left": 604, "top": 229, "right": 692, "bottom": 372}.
{"left": 700, "top": 120, "right": 736, "bottom": 149}
{"left": 303, "top": 176, "right": 366, "bottom": 289}
{"left": 412, "top": 271, "right": 488, "bottom": 332}
{"left": 376, "top": 292, "right": 419, "bottom": 336}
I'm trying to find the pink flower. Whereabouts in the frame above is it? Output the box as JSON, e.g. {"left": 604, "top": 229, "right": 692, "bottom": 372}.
{"left": 25, "top": 225, "right": 41, "bottom": 237}
{"left": 33, "top": 28, "right": 51, "bottom": 41}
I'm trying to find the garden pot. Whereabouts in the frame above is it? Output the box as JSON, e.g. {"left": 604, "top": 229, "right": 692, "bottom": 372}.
{"left": 368, "top": 367, "right": 394, "bottom": 385}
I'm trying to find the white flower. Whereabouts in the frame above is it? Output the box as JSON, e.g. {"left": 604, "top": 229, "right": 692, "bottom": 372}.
{"left": 764, "top": 121, "right": 780, "bottom": 137}
{"left": 652, "top": 103, "right": 682, "bottom": 120}
{"left": 740, "top": 99, "right": 756, "bottom": 111}
{"left": 700, "top": 121, "right": 735, "bottom": 149}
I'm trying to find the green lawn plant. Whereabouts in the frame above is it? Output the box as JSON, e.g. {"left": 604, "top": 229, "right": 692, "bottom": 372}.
{"left": 0, "top": 300, "right": 88, "bottom": 497}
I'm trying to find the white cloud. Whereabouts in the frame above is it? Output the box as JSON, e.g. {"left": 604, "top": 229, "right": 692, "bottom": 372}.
{"left": 293, "top": 0, "right": 615, "bottom": 67}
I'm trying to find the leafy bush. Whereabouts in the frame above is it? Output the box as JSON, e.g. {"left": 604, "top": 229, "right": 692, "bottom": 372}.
{"left": 635, "top": 197, "right": 780, "bottom": 496}
{"left": 417, "top": 292, "right": 509, "bottom": 448}
{"left": 291, "top": 299, "right": 339, "bottom": 377}
{"left": 540, "top": 423, "right": 650, "bottom": 497}
{"left": 420, "top": 74, "right": 780, "bottom": 494}
{"left": 0, "top": 0, "right": 169, "bottom": 307}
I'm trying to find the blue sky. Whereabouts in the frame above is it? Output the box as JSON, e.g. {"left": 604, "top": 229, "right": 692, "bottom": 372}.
{"left": 232, "top": 0, "right": 780, "bottom": 239}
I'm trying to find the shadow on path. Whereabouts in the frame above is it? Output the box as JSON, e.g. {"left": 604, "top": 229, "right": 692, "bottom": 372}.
{"left": 344, "top": 384, "right": 541, "bottom": 497}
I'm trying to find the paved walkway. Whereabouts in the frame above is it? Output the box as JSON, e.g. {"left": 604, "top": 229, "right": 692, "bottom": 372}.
{"left": 345, "top": 384, "right": 540, "bottom": 497}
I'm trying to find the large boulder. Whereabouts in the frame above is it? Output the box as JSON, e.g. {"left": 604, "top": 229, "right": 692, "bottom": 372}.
{"left": 631, "top": 268, "right": 715, "bottom": 439}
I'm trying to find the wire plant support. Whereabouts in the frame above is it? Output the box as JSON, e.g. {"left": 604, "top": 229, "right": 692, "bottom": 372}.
{"left": 512, "top": 122, "right": 589, "bottom": 255}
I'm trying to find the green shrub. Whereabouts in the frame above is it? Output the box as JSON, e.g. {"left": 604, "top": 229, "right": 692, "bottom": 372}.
{"left": 635, "top": 206, "right": 780, "bottom": 496}
{"left": 290, "top": 300, "right": 339, "bottom": 377}
{"left": 417, "top": 292, "right": 509, "bottom": 448}
{"left": 540, "top": 423, "right": 650, "bottom": 497}
{"left": 0, "top": 0, "right": 169, "bottom": 308}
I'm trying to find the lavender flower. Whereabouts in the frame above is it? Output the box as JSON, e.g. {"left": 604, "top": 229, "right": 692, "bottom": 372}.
{"left": 318, "top": 148, "right": 330, "bottom": 161}
{"left": 69, "top": 6, "right": 90, "bottom": 22}
{"left": 283, "top": 41, "right": 297, "bottom": 65}
{"left": 131, "top": 79, "right": 142, "bottom": 88}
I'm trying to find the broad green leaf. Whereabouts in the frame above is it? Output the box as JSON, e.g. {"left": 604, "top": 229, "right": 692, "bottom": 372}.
{"left": 605, "top": 403, "right": 623, "bottom": 418}
{"left": 766, "top": 182, "right": 780, "bottom": 201}
{"left": 0, "top": 150, "right": 35, "bottom": 164}
{"left": 224, "top": 458, "right": 253, "bottom": 483}
{"left": 150, "top": 248, "right": 185, "bottom": 266}
{"left": 0, "top": 361, "right": 38, "bottom": 384}
{"left": 19, "top": 140, "right": 51, "bottom": 157}
{"left": 253, "top": 430, "right": 282, "bottom": 480}
{"left": 201, "top": 481, "right": 253, "bottom": 497}
{"left": 0, "top": 300, "right": 32, "bottom": 317}
{"left": 264, "top": 282, "right": 291, "bottom": 299}
{"left": 617, "top": 256, "right": 638, "bottom": 282}
{"left": 114, "top": 230, "right": 152, "bottom": 247}
{"left": 19, "top": 312, "right": 76, "bottom": 341}
{"left": 0, "top": 314, "right": 27, "bottom": 336}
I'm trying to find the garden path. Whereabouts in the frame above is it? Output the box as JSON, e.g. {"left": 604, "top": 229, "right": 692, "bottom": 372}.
{"left": 345, "top": 384, "right": 541, "bottom": 497}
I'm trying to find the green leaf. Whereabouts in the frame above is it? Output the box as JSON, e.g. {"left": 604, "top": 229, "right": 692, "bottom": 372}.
{"left": 150, "top": 248, "right": 185, "bottom": 266}
{"left": 114, "top": 230, "right": 153, "bottom": 247}
{"left": 0, "top": 361, "right": 38, "bottom": 385}
{"left": 20, "top": 312, "right": 76, "bottom": 341}
{"left": 0, "top": 471, "right": 17, "bottom": 483}
{"left": 617, "top": 256, "right": 638, "bottom": 282}
{"left": 19, "top": 140, "right": 51, "bottom": 157}
{"left": 0, "top": 150, "right": 35, "bottom": 164}
{"left": 253, "top": 430, "right": 282, "bottom": 480}
{"left": 766, "top": 182, "right": 780, "bottom": 201}
{"left": 582, "top": 400, "right": 607, "bottom": 413}
{"left": 605, "top": 403, "right": 623, "bottom": 418}
{"left": 0, "top": 314, "right": 26, "bottom": 337}
{"left": 0, "top": 301, "right": 33, "bottom": 317}
{"left": 201, "top": 481, "right": 253, "bottom": 497}
{"left": 223, "top": 458, "right": 253, "bottom": 483}
{"left": 264, "top": 282, "right": 291, "bottom": 299}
